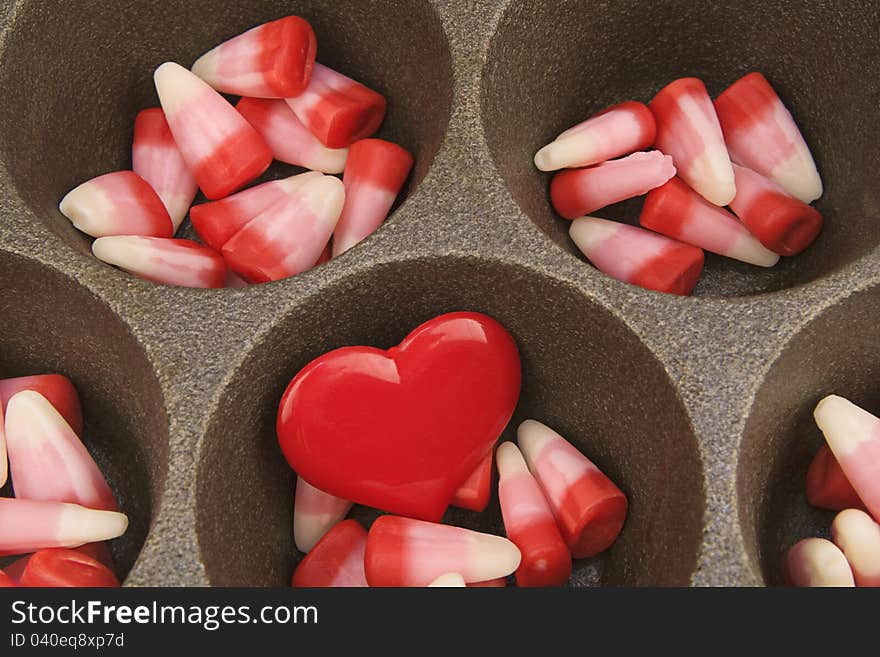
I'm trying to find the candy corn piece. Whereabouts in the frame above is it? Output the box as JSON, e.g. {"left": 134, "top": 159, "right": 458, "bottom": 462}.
{"left": 468, "top": 578, "right": 507, "bottom": 587}
{"left": 21, "top": 548, "right": 119, "bottom": 588}
{"left": 783, "top": 538, "right": 854, "bottom": 587}
{"left": 154, "top": 62, "right": 272, "bottom": 200}
{"left": 650, "top": 77, "right": 735, "bottom": 206}
{"left": 451, "top": 452, "right": 493, "bottom": 512}
{"left": 5, "top": 391, "right": 117, "bottom": 511}
{"left": 497, "top": 442, "right": 571, "bottom": 587}
{"left": 332, "top": 139, "right": 413, "bottom": 256}
{"left": 285, "top": 63, "right": 387, "bottom": 148}
{"left": 805, "top": 444, "right": 865, "bottom": 512}
{"left": 132, "top": 108, "right": 198, "bottom": 233}
{"left": 831, "top": 509, "right": 880, "bottom": 587}
{"left": 223, "top": 174, "right": 345, "bottom": 283}
{"left": 191, "top": 16, "right": 316, "bottom": 98}
{"left": 715, "top": 72, "right": 822, "bottom": 203}
{"left": 0, "top": 498, "right": 128, "bottom": 557}
{"left": 550, "top": 151, "right": 675, "bottom": 219}
{"left": 640, "top": 177, "right": 779, "bottom": 267}
{"left": 517, "top": 420, "right": 627, "bottom": 558}
{"left": 294, "top": 478, "right": 353, "bottom": 553}
{"left": 291, "top": 519, "right": 368, "bottom": 587}
{"left": 190, "top": 171, "right": 322, "bottom": 252}
{"left": 0, "top": 403, "right": 6, "bottom": 488}
{"left": 237, "top": 98, "right": 349, "bottom": 173}
{"left": 534, "top": 101, "right": 656, "bottom": 172}
{"left": 428, "top": 573, "right": 466, "bottom": 587}
{"left": 814, "top": 395, "right": 880, "bottom": 521}
{"left": 364, "top": 515, "right": 521, "bottom": 587}
{"left": 3, "top": 542, "right": 113, "bottom": 584}
{"left": 728, "top": 163, "right": 822, "bottom": 256}
{"left": 0, "top": 570, "right": 14, "bottom": 587}
{"left": 59, "top": 171, "right": 173, "bottom": 238}
{"left": 0, "top": 374, "right": 83, "bottom": 436}
{"left": 569, "top": 216, "right": 704, "bottom": 296}
{"left": 92, "top": 236, "right": 226, "bottom": 288}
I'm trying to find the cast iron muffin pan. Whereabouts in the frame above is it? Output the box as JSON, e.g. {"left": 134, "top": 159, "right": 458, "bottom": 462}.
{"left": 0, "top": 0, "right": 877, "bottom": 586}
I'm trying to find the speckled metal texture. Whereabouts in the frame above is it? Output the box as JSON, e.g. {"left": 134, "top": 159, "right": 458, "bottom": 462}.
{"left": 0, "top": 0, "right": 877, "bottom": 586}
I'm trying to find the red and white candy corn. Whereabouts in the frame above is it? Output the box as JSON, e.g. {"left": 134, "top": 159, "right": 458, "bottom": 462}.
{"left": 190, "top": 171, "right": 321, "bottom": 252}
{"left": 223, "top": 174, "right": 345, "bottom": 283}
{"left": 294, "top": 478, "right": 353, "bottom": 553}
{"left": 132, "top": 108, "right": 198, "bottom": 232}
{"left": 715, "top": 72, "right": 822, "bottom": 203}
{"left": 291, "top": 519, "right": 368, "bottom": 587}
{"left": 497, "top": 442, "right": 571, "bottom": 587}
{"left": 20, "top": 548, "right": 119, "bottom": 588}
{"left": 428, "top": 573, "right": 466, "bottom": 587}
{"left": 783, "top": 537, "right": 854, "bottom": 587}
{"left": 831, "top": 509, "right": 880, "bottom": 587}
{"left": 650, "top": 77, "right": 735, "bottom": 206}
{"left": 92, "top": 236, "right": 226, "bottom": 289}
{"left": 728, "top": 163, "right": 822, "bottom": 257}
{"left": 191, "top": 16, "right": 316, "bottom": 99}
{"left": 805, "top": 444, "right": 864, "bottom": 512}
{"left": 0, "top": 498, "right": 128, "bottom": 557}
{"left": 640, "top": 177, "right": 779, "bottom": 267}
{"left": 237, "top": 98, "right": 349, "bottom": 173}
{"left": 569, "top": 216, "right": 704, "bottom": 296}
{"left": 332, "top": 138, "right": 413, "bottom": 256}
{"left": 534, "top": 101, "right": 656, "bottom": 172}
{"left": 550, "top": 151, "right": 675, "bottom": 219}
{"left": 517, "top": 420, "right": 627, "bottom": 559}
{"left": 365, "top": 516, "right": 521, "bottom": 587}
{"left": 451, "top": 452, "right": 493, "bottom": 513}
{"left": 154, "top": 62, "right": 272, "bottom": 200}
{"left": 814, "top": 395, "right": 880, "bottom": 521}
{"left": 5, "top": 391, "right": 117, "bottom": 511}
{"left": 285, "top": 63, "right": 387, "bottom": 149}
{"left": 59, "top": 171, "right": 173, "bottom": 238}
{"left": 0, "top": 374, "right": 83, "bottom": 436}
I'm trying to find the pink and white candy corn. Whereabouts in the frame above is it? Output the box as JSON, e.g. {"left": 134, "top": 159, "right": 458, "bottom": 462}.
{"left": 333, "top": 139, "right": 413, "bottom": 256}
{"left": 569, "top": 216, "right": 704, "bottom": 296}
{"left": 517, "top": 420, "right": 627, "bottom": 559}
{"left": 640, "top": 177, "right": 779, "bottom": 267}
{"left": 190, "top": 171, "right": 322, "bottom": 252}
{"left": 237, "top": 98, "right": 349, "bottom": 173}
{"left": 294, "top": 478, "right": 353, "bottom": 553}
{"left": 0, "top": 498, "right": 128, "bottom": 557}
{"left": 92, "top": 236, "right": 226, "bottom": 289}
{"left": 132, "top": 108, "right": 198, "bottom": 232}
{"left": 291, "top": 519, "right": 368, "bottom": 587}
{"left": 783, "top": 538, "right": 854, "bottom": 587}
{"left": 728, "top": 163, "right": 822, "bottom": 257}
{"left": 715, "top": 72, "right": 822, "bottom": 203}
{"left": 451, "top": 451, "right": 493, "bottom": 512}
{"left": 428, "top": 573, "right": 466, "bottom": 587}
{"left": 285, "top": 63, "right": 387, "bottom": 149}
{"left": 364, "top": 515, "right": 521, "bottom": 587}
{"left": 154, "top": 62, "right": 272, "bottom": 200}
{"left": 191, "top": 16, "right": 316, "bottom": 99}
{"left": 0, "top": 374, "right": 83, "bottom": 437}
{"left": 59, "top": 171, "right": 173, "bottom": 238}
{"left": 497, "top": 442, "right": 571, "bottom": 587}
{"left": 223, "top": 174, "right": 345, "bottom": 284}
{"left": 534, "top": 101, "right": 657, "bottom": 172}
{"left": 650, "top": 77, "right": 735, "bottom": 206}
{"left": 550, "top": 151, "right": 675, "bottom": 219}
{"left": 831, "top": 509, "right": 880, "bottom": 587}
{"left": 5, "top": 391, "right": 117, "bottom": 511}
{"left": 814, "top": 395, "right": 880, "bottom": 522}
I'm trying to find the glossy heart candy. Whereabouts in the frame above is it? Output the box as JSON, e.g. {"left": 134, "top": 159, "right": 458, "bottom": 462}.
{"left": 277, "top": 311, "right": 521, "bottom": 521}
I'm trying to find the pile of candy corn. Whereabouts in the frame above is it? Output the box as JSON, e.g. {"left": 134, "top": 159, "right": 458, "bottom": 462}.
{"left": 291, "top": 420, "right": 627, "bottom": 587}
{"left": 783, "top": 395, "right": 880, "bottom": 587}
{"left": 536, "top": 73, "right": 823, "bottom": 295}
{"left": 59, "top": 16, "right": 413, "bottom": 288}
{"left": 0, "top": 375, "right": 128, "bottom": 587}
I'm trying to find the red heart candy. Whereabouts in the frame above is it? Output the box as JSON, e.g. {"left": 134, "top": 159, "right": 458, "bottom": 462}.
{"left": 277, "top": 311, "right": 521, "bottom": 521}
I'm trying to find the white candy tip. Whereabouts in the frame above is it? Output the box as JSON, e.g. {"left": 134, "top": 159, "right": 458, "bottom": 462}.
{"left": 496, "top": 441, "right": 529, "bottom": 478}
{"left": 60, "top": 505, "right": 129, "bottom": 545}
{"left": 428, "top": 572, "right": 467, "bottom": 587}
{"left": 516, "top": 419, "right": 556, "bottom": 464}
{"left": 785, "top": 537, "right": 854, "bottom": 587}
{"left": 473, "top": 533, "right": 522, "bottom": 578}
{"left": 813, "top": 395, "right": 877, "bottom": 453}
{"left": 533, "top": 147, "right": 553, "bottom": 172}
